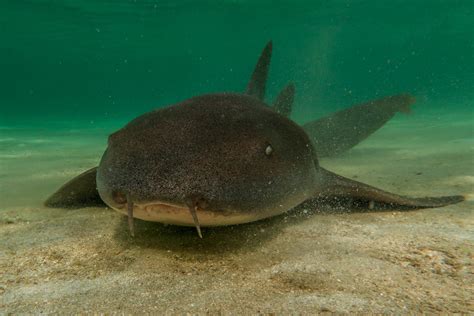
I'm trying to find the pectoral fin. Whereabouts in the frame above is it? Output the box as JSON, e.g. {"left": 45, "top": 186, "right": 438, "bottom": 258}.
{"left": 44, "top": 167, "right": 105, "bottom": 208}
{"left": 316, "top": 167, "right": 464, "bottom": 210}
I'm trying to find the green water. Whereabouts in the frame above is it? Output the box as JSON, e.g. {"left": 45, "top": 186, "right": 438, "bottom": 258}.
{"left": 1, "top": 0, "right": 473, "bottom": 124}
{"left": 0, "top": 0, "right": 473, "bottom": 201}
{"left": 1, "top": 2, "right": 474, "bottom": 313}
{"left": 1, "top": 0, "right": 473, "bottom": 207}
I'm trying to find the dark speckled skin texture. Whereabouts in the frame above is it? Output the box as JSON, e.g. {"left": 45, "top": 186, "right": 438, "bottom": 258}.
{"left": 96, "top": 93, "right": 318, "bottom": 216}
{"left": 48, "top": 92, "right": 463, "bottom": 226}
{"left": 45, "top": 41, "right": 464, "bottom": 224}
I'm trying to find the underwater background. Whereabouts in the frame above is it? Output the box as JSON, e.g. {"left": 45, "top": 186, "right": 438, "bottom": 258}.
{"left": 1, "top": 0, "right": 473, "bottom": 313}
{"left": 1, "top": 0, "right": 473, "bottom": 208}
{"left": 1, "top": 0, "right": 473, "bottom": 123}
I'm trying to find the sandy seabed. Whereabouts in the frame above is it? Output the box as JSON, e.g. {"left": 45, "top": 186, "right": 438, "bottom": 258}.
{"left": 1, "top": 113, "right": 473, "bottom": 313}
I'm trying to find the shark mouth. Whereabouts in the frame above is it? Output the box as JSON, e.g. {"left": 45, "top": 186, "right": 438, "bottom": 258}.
{"left": 111, "top": 199, "right": 262, "bottom": 237}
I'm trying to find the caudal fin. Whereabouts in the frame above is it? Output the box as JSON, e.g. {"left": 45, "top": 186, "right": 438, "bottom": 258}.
{"left": 303, "top": 94, "right": 417, "bottom": 157}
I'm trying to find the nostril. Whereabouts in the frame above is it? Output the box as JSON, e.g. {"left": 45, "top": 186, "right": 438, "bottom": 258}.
{"left": 112, "top": 190, "right": 127, "bottom": 204}
{"left": 196, "top": 198, "right": 209, "bottom": 210}
{"left": 186, "top": 194, "right": 209, "bottom": 210}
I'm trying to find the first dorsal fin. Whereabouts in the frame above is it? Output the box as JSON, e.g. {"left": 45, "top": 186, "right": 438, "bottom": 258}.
{"left": 245, "top": 41, "right": 272, "bottom": 101}
{"left": 272, "top": 83, "right": 295, "bottom": 117}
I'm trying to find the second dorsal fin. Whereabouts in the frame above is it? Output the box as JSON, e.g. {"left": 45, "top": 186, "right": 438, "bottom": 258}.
{"left": 272, "top": 83, "right": 295, "bottom": 117}
{"left": 245, "top": 41, "right": 272, "bottom": 101}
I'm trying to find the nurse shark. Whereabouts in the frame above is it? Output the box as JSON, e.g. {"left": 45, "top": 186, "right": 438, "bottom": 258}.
{"left": 45, "top": 42, "right": 464, "bottom": 237}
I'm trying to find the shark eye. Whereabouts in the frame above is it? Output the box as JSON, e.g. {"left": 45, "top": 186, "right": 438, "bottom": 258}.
{"left": 265, "top": 144, "right": 273, "bottom": 156}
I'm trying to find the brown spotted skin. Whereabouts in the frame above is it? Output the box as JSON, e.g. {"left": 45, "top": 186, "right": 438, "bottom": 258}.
{"left": 44, "top": 39, "right": 465, "bottom": 225}
{"left": 96, "top": 93, "right": 318, "bottom": 219}
{"left": 48, "top": 92, "right": 463, "bottom": 226}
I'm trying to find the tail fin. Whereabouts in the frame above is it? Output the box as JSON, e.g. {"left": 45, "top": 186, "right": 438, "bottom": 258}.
{"left": 393, "top": 94, "right": 416, "bottom": 114}
{"left": 399, "top": 94, "right": 416, "bottom": 114}
{"left": 303, "top": 93, "right": 417, "bottom": 157}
